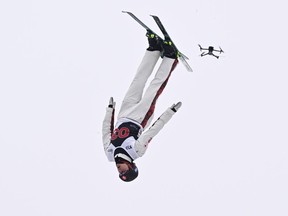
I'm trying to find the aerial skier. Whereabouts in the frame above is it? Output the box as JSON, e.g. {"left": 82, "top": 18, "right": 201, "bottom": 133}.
{"left": 102, "top": 30, "right": 182, "bottom": 182}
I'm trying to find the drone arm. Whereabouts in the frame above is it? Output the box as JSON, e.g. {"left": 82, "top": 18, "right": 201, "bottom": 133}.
{"left": 212, "top": 53, "right": 219, "bottom": 58}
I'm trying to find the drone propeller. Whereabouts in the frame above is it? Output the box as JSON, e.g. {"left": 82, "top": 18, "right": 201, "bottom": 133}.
{"left": 219, "top": 47, "right": 224, "bottom": 53}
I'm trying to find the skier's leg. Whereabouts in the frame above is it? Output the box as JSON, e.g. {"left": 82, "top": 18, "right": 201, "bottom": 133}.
{"left": 118, "top": 31, "right": 163, "bottom": 119}
{"left": 139, "top": 57, "right": 178, "bottom": 128}
{"left": 125, "top": 56, "right": 178, "bottom": 128}
{"left": 118, "top": 50, "right": 160, "bottom": 119}
{"left": 120, "top": 39, "right": 179, "bottom": 128}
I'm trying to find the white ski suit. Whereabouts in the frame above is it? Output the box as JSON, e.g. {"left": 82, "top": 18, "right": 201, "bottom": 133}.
{"left": 102, "top": 50, "right": 179, "bottom": 162}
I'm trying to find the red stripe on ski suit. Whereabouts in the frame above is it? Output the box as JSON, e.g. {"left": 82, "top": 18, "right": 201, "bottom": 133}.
{"left": 141, "top": 59, "right": 178, "bottom": 128}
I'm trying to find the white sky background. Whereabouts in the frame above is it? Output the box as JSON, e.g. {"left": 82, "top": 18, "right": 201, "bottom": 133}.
{"left": 0, "top": 0, "right": 287, "bottom": 215}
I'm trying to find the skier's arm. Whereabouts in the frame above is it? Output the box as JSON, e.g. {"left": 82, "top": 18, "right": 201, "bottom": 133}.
{"left": 135, "top": 102, "right": 182, "bottom": 156}
{"left": 102, "top": 97, "right": 115, "bottom": 151}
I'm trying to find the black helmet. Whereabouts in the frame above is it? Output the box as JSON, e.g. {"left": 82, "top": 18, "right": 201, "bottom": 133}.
{"left": 119, "top": 163, "right": 139, "bottom": 182}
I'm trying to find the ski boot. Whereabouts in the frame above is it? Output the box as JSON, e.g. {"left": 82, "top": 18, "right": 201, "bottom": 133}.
{"left": 146, "top": 30, "right": 162, "bottom": 52}
{"left": 162, "top": 38, "right": 179, "bottom": 59}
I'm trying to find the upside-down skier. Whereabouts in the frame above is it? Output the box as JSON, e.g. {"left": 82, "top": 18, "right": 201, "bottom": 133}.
{"left": 102, "top": 31, "right": 182, "bottom": 182}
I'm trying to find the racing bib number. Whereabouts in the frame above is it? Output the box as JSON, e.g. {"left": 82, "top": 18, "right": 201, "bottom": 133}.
{"left": 111, "top": 127, "right": 130, "bottom": 140}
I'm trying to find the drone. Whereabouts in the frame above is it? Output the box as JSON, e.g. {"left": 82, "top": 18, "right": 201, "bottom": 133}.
{"left": 198, "top": 44, "right": 224, "bottom": 59}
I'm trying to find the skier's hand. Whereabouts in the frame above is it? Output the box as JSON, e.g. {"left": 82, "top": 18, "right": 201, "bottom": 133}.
{"left": 170, "top": 101, "right": 182, "bottom": 112}
{"left": 108, "top": 97, "right": 116, "bottom": 109}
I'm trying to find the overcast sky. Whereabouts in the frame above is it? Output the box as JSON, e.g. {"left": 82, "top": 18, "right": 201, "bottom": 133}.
{"left": 1, "top": 0, "right": 287, "bottom": 216}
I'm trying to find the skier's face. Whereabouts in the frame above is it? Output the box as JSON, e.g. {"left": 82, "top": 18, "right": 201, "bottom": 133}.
{"left": 116, "top": 163, "right": 129, "bottom": 174}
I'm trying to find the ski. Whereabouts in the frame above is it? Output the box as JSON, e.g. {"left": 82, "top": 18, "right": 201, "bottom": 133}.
{"left": 150, "top": 15, "right": 193, "bottom": 72}
{"left": 122, "top": 11, "right": 193, "bottom": 72}
{"left": 122, "top": 11, "right": 156, "bottom": 35}
{"left": 151, "top": 15, "right": 190, "bottom": 60}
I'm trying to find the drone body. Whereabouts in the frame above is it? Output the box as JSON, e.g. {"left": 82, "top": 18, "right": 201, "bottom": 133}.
{"left": 198, "top": 44, "right": 224, "bottom": 59}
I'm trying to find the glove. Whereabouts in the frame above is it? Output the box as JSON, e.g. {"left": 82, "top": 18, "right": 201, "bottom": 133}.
{"left": 170, "top": 101, "right": 182, "bottom": 112}
{"left": 108, "top": 97, "right": 116, "bottom": 109}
